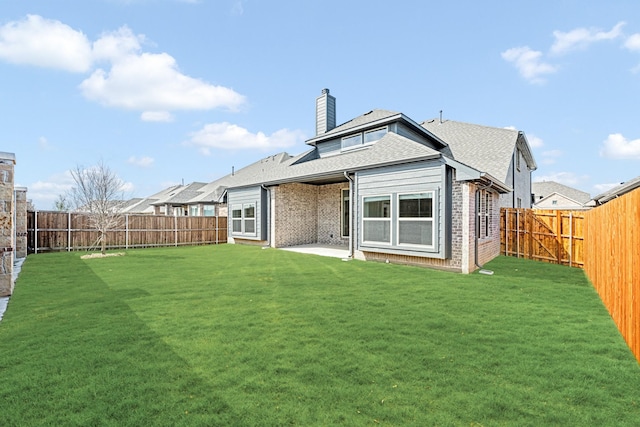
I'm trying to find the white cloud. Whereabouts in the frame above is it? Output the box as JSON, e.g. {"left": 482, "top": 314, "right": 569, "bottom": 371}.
{"left": 186, "top": 122, "right": 306, "bottom": 154}
{"left": 79, "top": 52, "right": 245, "bottom": 111}
{"left": 141, "top": 111, "right": 174, "bottom": 122}
{"left": 231, "top": 0, "right": 245, "bottom": 15}
{"left": 92, "top": 26, "right": 143, "bottom": 63}
{"left": 624, "top": 33, "right": 640, "bottom": 52}
{"left": 534, "top": 171, "right": 589, "bottom": 187}
{"left": 527, "top": 134, "right": 544, "bottom": 148}
{"left": 0, "top": 15, "right": 92, "bottom": 72}
{"left": 550, "top": 22, "right": 625, "bottom": 55}
{"left": 593, "top": 182, "right": 620, "bottom": 193}
{"left": 501, "top": 46, "right": 557, "bottom": 84}
{"left": 0, "top": 15, "right": 246, "bottom": 117}
{"left": 600, "top": 133, "right": 640, "bottom": 159}
{"left": 128, "top": 156, "right": 154, "bottom": 167}
{"left": 28, "top": 171, "right": 76, "bottom": 209}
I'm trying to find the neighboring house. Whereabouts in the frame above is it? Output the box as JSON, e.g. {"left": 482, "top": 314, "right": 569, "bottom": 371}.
{"left": 214, "top": 89, "right": 536, "bottom": 273}
{"left": 532, "top": 181, "right": 591, "bottom": 210}
{"left": 589, "top": 175, "right": 640, "bottom": 206}
{"left": 121, "top": 184, "right": 184, "bottom": 214}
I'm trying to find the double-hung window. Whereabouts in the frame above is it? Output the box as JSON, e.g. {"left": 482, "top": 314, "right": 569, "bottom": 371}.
{"left": 244, "top": 204, "right": 256, "bottom": 234}
{"left": 231, "top": 205, "right": 242, "bottom": 233}
{"left": 362, "top": 196, "right": 391, "bottom": 244}
{"left": 398, "top": 192, "right": 434, "bottom": 247}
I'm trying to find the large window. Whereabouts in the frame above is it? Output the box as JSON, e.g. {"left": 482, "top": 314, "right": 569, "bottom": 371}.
{"left": 363, "top": 196, "right": 391, "bottom": 243}
{"left": 189, "top": 205, "right": 199, "bottom": 216}
{"left": 398, "top": 192, "right": 434, "bottom": 247}
{"left": 341, "top": 188, "right": 350, "bottom": 238}
{"left": 231, "top": 203, "right": 257, "bottom": 235}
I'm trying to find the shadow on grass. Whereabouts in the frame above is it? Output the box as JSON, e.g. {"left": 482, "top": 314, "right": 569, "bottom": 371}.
{"left": 0, "top": 253, "right": 241, "bottom": 426}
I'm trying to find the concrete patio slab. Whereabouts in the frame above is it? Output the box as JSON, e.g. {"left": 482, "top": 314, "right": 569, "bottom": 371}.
{"left": 279, "top": 244, "right": 350, "bottom": 259}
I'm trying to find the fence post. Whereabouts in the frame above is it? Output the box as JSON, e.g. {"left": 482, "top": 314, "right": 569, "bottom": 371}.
{"left": 125, "top": 214, "right": 129, "bottom": 250}
{"left": 556, "top": 210, "right": 562, "bottom": 264}
{"left": 174, "top": 215, "right": 178, "bottom": 247}
{"left": 67, "top": 211, "right": 71, "bottom": 252}
{"left": 34, "top": 211, "right": 38, "bottom": 254}
{"left": 569, "top": 212, "right": 573, "bottom": 267}
{"left": 516, "top": 209, "right": 520, "bottom": 258}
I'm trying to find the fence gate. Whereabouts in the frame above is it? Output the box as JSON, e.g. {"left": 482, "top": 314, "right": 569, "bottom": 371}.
{"left": 501, "top": 208, "right": 585, "bottom": 268}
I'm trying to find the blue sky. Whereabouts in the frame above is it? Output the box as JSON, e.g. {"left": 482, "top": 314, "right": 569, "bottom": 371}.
{"left": 3, "top": 0, "right": 640, "bottom": 209}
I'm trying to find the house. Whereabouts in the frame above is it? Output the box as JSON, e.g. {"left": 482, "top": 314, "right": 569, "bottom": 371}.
{"left": 532, "top": 181, "right": 591, "bottom": 210}
{"left": 589, "top": 175, "right": 640, "bottom": 206}
{"left": 217, "top": 89, "right": 536, "bottom": 273}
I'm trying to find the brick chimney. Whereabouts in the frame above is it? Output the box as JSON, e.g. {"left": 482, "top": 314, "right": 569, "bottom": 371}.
{"left": 315, "top": 88, "right": 336, "bottom": 135}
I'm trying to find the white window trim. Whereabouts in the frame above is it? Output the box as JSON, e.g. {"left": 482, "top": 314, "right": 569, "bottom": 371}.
{"left": 361, "top": 194, "right": 392, "bottom": 245}
{"left": 231, "top": 204, "right": 243, "bottom": 234}
{"left": 396, "top": 191, "right": 436, "bottom": 250}
{"left": 242, "top": 202, "right": 257, "bottom": 236}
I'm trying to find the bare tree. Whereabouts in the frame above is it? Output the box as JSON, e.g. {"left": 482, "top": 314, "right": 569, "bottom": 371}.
{"left": 53, "top": 194, "right": 71, "bottom": 211}
{"left": 69, "top": 160, "right": 126, "bottom": 255}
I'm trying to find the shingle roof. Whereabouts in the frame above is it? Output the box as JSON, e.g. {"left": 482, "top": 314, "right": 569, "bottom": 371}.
{"left": 420, "top": 119, "right": 536, "bottom": 183}
{"left": 592, "top": 175, "right": 640, "bottom": 204}
{"left": 163, "top": 182, "right": 207, "bottom": 204}
{"left": 217, "top": 132, "right": 442, "bottom": 191}
{"left": 532, "top": 181, "right": 591, "bottom": 204}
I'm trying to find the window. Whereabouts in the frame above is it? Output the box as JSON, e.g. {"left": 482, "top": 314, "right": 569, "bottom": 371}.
{"left": 552, "top": 200, "right": 558, "bottom": 206}
{"left": 478, "top": 190, "right": 492, "bottom": 238}
{"left": 363, "top": 196, "right": 391, "bottom": 243}
{"left": 341, "top": 188, "right": 350, "bottom": 238}
{"left": 398, "top": 193, "right": 434, "bottom": 247}
{"left": 244, "top": 204, "right": 256, "bottom": 234}
{"left": 364, "top": 128, "right": 387, "bottom": 144}
{"left": 189, "top": 205, "right": 199, "bottom": 216}
{"left": 341, "top": 127, "right": 388, "bottom": 151}
{"left": 231, "top": 206, "right": 242, "bottom": 233}
{"left": 203, "top": 205, "right": 216, "bottom": 217}
{"left": 342, "top": 134, "right": 362, "bottom": 150}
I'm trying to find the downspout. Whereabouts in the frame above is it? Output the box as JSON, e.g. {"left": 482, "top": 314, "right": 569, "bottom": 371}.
{"left": 261, "top": 184, "right": 271, "bottom": 247}
{"left": 475, "top": 180, "right": 494, "bottom": 274}
{"left": 344, "top": 171, "right": 354, "bottom": 258}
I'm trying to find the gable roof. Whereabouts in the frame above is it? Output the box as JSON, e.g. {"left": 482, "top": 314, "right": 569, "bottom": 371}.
{"left": 532, "top": 181, "right": 591, "bottom": 204}
{"left": 420, "top": 119, "right": 537, "bottom": 183}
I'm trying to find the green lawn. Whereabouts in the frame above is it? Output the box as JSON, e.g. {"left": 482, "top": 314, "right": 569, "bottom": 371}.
{"left": 1, "top": 245, "right": 639, "bottom": 426}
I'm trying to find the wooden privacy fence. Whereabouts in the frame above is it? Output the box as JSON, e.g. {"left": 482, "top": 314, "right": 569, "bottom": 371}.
{"left": 583, "top": 188, "right": 640, "bottom": 363}
{"left": 27, "top": 211, "right": 227, "bottom": 253}
{"left": 501, "top": 208, "right": 585, "bottom": 267}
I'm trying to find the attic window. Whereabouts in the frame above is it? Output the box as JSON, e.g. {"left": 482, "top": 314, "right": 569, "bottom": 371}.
{"left": 341, "top": 127, "right": 388, "bottom": 151}
{"left": 364, "top": 127, "right": 387, "bottom": 143}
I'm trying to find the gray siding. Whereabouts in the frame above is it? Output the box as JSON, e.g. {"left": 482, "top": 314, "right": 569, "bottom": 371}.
{"left": 355, "top": 159, "right": 447, "bottom": 259}
{"left": 227, "top": 186, "right": 267, "bottom": 240}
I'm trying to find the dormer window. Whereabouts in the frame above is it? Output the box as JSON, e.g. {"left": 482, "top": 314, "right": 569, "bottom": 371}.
{"left": 364, "top": 127, "right": 387, "bottom": 143}
{"left": 341, "top": 127, "right": 388, "bottom": 151}
{"left": 342, "top": 134, "right": 363, "bottom": 150}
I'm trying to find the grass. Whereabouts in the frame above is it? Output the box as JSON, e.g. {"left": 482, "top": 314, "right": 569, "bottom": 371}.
{"left": 1, "top": 245, "right": 639, "bottom": 426}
